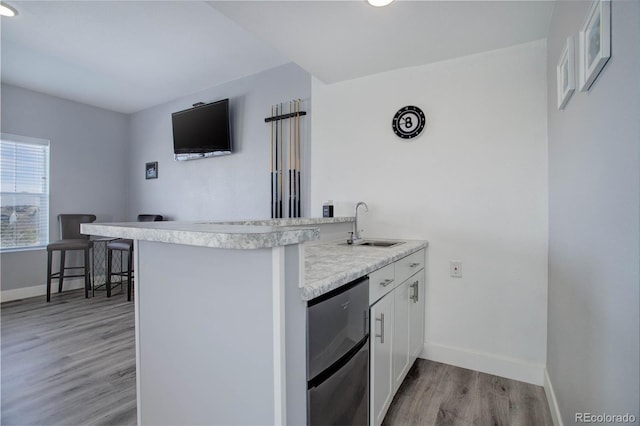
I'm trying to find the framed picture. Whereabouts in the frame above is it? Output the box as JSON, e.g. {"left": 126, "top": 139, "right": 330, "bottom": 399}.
{"left": 557, "top": 37, "right": 576, "bottom": 110}
{"left": 579, "top": 0, "right": 611, "bottom": 91}
{"left": 145, "top": 161, "right": 158, "bottom": 180}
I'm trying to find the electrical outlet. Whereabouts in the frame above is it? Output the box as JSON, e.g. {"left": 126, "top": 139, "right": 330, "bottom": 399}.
{"left": 450, "top": 261, "right": 462, "bottom": 278}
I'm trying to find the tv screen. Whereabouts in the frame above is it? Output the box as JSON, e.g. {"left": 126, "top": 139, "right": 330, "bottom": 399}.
{"left": 172, "top": 99, "right": 232, "bottom": 160}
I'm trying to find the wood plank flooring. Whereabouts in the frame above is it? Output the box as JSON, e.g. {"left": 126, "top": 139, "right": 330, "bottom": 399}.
{"left": 383, "top": 359, "right": 553, "bottom": 426}
{"left": 2, "top": 289, "right": 552, "bottom": 426}
{"left": 1, "top": 289, "right": 136, "bottom": 426}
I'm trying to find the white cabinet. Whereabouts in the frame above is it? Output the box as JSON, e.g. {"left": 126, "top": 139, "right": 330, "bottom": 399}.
{"left": 369, "top": 263, "right": 395, "bottom": 306}
{"left": 369, "top": 248, "right": 426, "bottom": 426}
{"left": 370, "top": 293, "right": 394, "bottom": 426}
{"left": 409, "top": 270, "right": 425, "bottom": 362}
{"left": 395, "top": 249, "right": 424, "bottom": 284}
{"left": 392, "top": 279, "right": 410, "bottom": 391}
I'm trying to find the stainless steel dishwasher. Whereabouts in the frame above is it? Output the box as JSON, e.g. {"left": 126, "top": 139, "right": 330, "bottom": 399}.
{"left": 307, "top": 276, "right": 369, "bottom": 426}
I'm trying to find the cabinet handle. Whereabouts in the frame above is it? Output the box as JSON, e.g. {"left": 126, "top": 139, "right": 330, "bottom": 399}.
{"left": 380, "top": 278, "right": 394, "bottom": 287}
{"left": 376, "top": 313, "right": 385, "bottom": 343}
{"left": 410, "top": 281, "right": 419, "bottom": 303}
{"left": 409, "top": 262, "right": 421, "bottom": 268}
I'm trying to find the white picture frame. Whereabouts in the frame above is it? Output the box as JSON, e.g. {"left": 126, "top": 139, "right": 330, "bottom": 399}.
{"left": 557, "top": 36, "right": 576, "bottom": 110}
{"left": 579, "top": 0, "right": 611, "bottom": 91}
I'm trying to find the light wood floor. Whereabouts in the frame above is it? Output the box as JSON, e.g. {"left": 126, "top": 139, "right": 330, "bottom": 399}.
{"left": 2, "top": 289, "right": 552, "bottom": 426}
{"left": 1, "top": 289, "right": 136, "bottom": 426}
{"left": 383, "top": 359, "right": 553, "bottom": 426}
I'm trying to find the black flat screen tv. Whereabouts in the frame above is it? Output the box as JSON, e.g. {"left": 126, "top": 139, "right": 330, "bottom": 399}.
{"left": 172, "top": 98, "right": 232, "bottom": 161}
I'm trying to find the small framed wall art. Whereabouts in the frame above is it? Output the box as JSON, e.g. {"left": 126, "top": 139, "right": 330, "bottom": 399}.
{"left": 557, "top": 36, "right": 576, "bottom": 110}
{"left": 578, "top": 0, "right": 611, "bottom": 91}
{"left": 145, "top": 161, "right": 158, "bottom": 180}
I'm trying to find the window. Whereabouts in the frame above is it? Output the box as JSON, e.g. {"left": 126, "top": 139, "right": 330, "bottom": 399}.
{"left": 0, "top": 133, "right": 50, "bottom": 251}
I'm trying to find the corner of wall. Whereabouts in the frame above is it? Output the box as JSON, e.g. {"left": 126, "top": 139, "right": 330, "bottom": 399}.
{"left": 423, "top": 341, "right": 545, "bottom": 386}
{"left": 544, "top": 368, "right": 564, "bottom": 426}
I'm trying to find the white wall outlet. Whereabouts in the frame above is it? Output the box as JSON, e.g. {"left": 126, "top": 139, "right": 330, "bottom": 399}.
{"left": 450, "top": 261, "right": 463, "bottom": 278}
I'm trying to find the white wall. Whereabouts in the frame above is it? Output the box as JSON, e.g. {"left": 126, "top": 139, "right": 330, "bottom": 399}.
{"left": 0, "top": 84, "right": 129, "bottom": 296}
{"left": 546, "top": 1, "right": 640, "bottom": 423}
{"left": 127, "top": 63, "right": 311, "bottom": 221}
{"left": 311, "top": 40, "right": 548, "bottom": 384}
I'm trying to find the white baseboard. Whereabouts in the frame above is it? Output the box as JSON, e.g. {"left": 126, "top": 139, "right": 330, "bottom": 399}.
{"left": 1, "top": 278, "right": 88, "bottom": 303}
{"left": 544, "top": 367, "right": 564, "bottom": 426}
{"left": 421, "top": 341, "right": 545, "bottom": 385}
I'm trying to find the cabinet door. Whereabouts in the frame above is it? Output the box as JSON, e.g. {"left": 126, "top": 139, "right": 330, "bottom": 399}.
{"left": 370, "top": 293, "right": 393, "bottom": 426}
{"left": 392, "top": 279, "right": 410, "bottom": 392}
{"left": 409, "top": 270, "right": 426, "bottom": 362}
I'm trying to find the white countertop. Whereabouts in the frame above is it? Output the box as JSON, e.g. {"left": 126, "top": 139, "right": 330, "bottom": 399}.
{"left": 302, "top": 238, "right": 428, "bottom": 300}
{"left": 210, "top": 217, "right": 354, "bottom": 227}
{"left": 82, "top": 217, "right": 354, "bottom": 249}
{"left": 82, "top": 220, "right": 323, "bottom": 249}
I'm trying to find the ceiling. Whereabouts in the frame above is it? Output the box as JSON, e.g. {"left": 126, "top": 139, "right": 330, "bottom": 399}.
{"left": 0, "top": 1, "right": 555, "bottom": 114}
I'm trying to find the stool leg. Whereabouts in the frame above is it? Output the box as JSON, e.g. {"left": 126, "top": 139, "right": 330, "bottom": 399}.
{"left": 58, "top": 250, "right": 66, "bottom": 293}
{"left": 106, "top": 248, "right": 113, "bottom": 298}
{"left": 127, "top": 248, "right": 133, "bottom": 302}
{"left": 84, "top": 248, "right": 90, "bottom": 299}
{"left": 46, "top": 250, "right": 53, "bottom": 302}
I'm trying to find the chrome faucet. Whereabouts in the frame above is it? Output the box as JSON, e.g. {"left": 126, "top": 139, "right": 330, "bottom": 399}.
{"left": 349, "top": 201, "right": 369, "bottom": 244}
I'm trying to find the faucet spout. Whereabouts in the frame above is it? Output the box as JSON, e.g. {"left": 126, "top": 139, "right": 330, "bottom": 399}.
{"left": 353, "top": 201, "right": 369, "bottom": 243}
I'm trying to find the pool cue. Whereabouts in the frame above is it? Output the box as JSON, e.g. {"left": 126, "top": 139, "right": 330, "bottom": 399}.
{"left": 289, "top": 101, "right": 293, "bottom": 218}
{"left": 275, "top": 103, "right": 278, "bottom": 218}
{"left": 292, "top": 100, "right": 297, "bottom": 217}
{"left": 279, "top": 103, "right": 283, "bottom": 218}
{"left": 296, "top": 99, "right": 301, "bottom": 217}
{"left": 293, "top": 100, "right": 300, "bottom": 217}
{"left": 270, "top": 105, "right": 274, "bottom": 218}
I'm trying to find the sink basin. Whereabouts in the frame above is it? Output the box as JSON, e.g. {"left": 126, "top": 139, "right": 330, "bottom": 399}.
{"left": 358, "top": 240, "right": 404, "bottom": 247}
{"left": 340, "top": 239, "right": 405, "bottom": 248}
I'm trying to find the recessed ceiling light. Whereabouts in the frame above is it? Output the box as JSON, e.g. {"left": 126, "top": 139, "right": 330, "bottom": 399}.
{"left": 0, "top": 2, "right": 18, "bottom": 17}
{"left": 367, "top": 0, "right": 394, "bottom": 7}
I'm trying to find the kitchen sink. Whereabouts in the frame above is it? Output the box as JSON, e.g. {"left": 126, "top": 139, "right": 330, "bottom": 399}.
{"left": 340, "top": 240, "right": 405, "bottom": 248}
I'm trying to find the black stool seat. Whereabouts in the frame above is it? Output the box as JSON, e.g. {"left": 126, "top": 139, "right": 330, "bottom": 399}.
{"left": 105, "top": 215, "right": 162, "bottom": 302}
{"left": 47, "top": 239, "right": 93, "bottom": 251}
{"left": 46, "top": 214, "right": 96, "bottom": 302}
{"left": 107, "top": 239, "right": 133, "bottom": 251}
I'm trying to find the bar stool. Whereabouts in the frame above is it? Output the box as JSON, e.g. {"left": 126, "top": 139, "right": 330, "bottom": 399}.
{"left": 46, "top": 214, "right": 97, "bottom": 302}
{"left": 106, "top": 214, "right": 163, "bottom": 301}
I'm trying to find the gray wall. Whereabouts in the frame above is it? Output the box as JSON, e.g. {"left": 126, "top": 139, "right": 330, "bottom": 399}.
{"left": 0, "top": 84, "right": 129, "bottom": 292}
{"left": 1, "top": 63, "right": 310, "bottom": 294}
{"left": 546, "top": 1, "right": 639, "bottom": 423}
{"left": 127, "top": 63, "right": 311, "bottom": 221}
{"left": 137, "top": 242, "right": 276, "bottom": 424}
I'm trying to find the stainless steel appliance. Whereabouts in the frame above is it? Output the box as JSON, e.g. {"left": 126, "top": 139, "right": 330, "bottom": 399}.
{"left": 307, "top": 276, "right": 369, "bottom": 425}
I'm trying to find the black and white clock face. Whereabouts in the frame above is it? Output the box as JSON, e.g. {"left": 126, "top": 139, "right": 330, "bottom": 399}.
{"left": 392, "top": 106, "right": 426, "bottom": 139}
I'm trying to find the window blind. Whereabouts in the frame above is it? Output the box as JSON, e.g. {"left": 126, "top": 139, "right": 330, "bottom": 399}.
{"left": 0, "top": 133, "right": 50, "bottom": 251}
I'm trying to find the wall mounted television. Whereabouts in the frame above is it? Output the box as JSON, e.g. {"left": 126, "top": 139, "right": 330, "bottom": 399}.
{"left": 172, "top": 98, "right": 232, "bottom": 161}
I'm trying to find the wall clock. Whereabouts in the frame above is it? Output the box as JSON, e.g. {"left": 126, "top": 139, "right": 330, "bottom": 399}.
{"left": 392, "top": 105, "right": 426, "bottom": 139}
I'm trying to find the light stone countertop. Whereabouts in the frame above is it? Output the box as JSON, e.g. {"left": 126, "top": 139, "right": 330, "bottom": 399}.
{"left": 81, "top": 221, "right": 321, "bottom": 250}
{"left": 302, "top": 238, "right": 428, "bottom": 300}
{"left": 82, "top": 217, "right": 353, "bottom": 250}
{"left": 210, "top": 217, "right": 354, "bottom": 226}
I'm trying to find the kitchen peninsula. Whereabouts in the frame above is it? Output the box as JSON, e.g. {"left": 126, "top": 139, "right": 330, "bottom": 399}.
{"left": 82, "top": 218, "right": 427, "bottom": 425}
